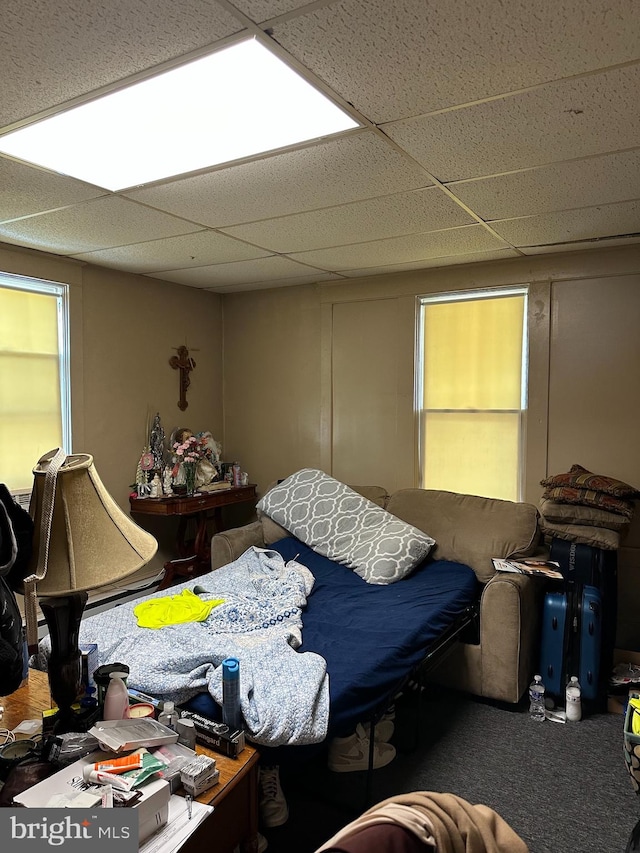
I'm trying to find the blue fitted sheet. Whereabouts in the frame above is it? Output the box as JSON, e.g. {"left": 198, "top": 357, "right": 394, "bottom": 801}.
{"left": 187, "top": 536, "right": 478, "bottom": 751}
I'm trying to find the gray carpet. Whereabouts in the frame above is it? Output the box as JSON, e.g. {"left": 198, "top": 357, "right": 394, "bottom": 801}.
{"left": 266, "top": 686, "right": 639, "bottom": 853}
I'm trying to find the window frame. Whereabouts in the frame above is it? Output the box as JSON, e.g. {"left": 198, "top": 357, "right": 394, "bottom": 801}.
{"left": 0, "top": 271, "right": 72, "bottom": 486}
{"left": 416, "top": 285, "right": 529, "bottom": 501}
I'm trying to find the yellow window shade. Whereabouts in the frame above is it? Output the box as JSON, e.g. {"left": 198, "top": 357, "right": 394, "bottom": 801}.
{"left": 421, "top": 411, "right": 520, "bottom": 502}
{"left": 0, "top": 283, "right": 66, "bottom": 490}
{"left": 423, "top": 295, "right": 524, "bottom": 410}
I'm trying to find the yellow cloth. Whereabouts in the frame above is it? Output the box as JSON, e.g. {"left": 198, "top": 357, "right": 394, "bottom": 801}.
{"left": 134, "top": 588, "right": 224, "bottom": 628}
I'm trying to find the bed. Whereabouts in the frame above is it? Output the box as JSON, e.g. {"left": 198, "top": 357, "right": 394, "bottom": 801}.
{"left": 188, "top": 536, "right": 478, "bottom": 767}
{"left": 43, "top": 532, "right": 478, "bottom": 765}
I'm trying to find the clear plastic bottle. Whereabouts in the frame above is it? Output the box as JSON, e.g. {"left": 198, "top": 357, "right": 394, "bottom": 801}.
{"left": 565, "top": 676, "right": 582, "bottom": 722}
{"left": 103, "top": 671, "right": 130, "bottom": 720}
{"left": 529, "top": 674, "right": 546, "bottom": 722}
{"left": 158, "top": 700, "right": 179, "bottom": 730}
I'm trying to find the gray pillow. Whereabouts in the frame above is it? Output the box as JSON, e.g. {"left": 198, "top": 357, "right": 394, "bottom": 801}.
{"left": 257, "top": 469, "right": 435, "bottom": 584}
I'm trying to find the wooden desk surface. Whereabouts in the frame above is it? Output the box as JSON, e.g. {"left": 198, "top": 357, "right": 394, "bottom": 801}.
{"left": 129, "top": 485, "right": 257, "bottom": 517}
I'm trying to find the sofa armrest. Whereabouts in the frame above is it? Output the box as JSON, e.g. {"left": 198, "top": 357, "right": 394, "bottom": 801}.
{"left": 210, "top": 521, "right": 266, "bottom": 570}
{"left": 479, "top": 572, "right": 545, "bottom": 702}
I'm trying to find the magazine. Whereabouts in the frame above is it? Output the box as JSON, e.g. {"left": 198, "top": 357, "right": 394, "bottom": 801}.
{"left": 491, "top": 557, "right": 563, "bottom": 581}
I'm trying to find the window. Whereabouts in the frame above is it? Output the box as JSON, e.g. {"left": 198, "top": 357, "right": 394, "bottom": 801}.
{"left": 0, "top": 273, "right": 71, "bottom": 492}
{"left": 417, "top": 288, "right": 528, "bottom": 501}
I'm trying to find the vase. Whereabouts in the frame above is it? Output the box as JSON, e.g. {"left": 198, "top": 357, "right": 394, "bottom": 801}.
{"left": 184, "top": 463, "right": 196, "bottom": 496}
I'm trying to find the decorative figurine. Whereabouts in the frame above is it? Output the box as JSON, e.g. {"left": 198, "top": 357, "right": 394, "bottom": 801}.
{"left": 162, "top": 466, "right": 174, "bottom": 496}
{"left": 150, "top": 473, "right": 162, "bottom": 498}
{"left": 150, "top": 413, "right": 166, "bottom": 472}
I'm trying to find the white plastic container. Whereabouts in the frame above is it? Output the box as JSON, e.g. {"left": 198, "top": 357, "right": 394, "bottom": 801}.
{"left": 103, "top": 671, "right": 130, "bottom": 721}
{"left": 565, "top": 676, "right": 582, "bottom": 722}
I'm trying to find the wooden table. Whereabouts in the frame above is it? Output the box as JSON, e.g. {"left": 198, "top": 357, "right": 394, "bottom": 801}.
{"left": 130, "top": 486, "right": 257, "bottom": 588}
{"left": 2, "top": 669, "right": 260, "bottom": 853}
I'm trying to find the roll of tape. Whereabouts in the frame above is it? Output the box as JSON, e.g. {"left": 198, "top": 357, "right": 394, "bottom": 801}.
{"left": 0, "top": 738, "right": 38, "bottom": 780}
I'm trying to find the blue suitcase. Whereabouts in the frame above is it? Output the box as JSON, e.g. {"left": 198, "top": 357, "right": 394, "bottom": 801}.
{"left": 540, "top": 583, "right": 602, "bottom": 702}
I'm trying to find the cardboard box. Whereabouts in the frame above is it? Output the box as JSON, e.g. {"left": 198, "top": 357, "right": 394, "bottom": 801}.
{"left": 88, "top": 718, "right": 178, "bottom": 752}
{"left": 14, "top": 751, "right": 170, "bottom": 844}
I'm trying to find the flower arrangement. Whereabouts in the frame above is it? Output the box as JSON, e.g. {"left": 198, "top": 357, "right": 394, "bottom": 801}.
{"left": 171, "top": 434, "right": 214, "bottom": 495}
{"left": 171, "top": 434, "right": 212, "bottom": 478}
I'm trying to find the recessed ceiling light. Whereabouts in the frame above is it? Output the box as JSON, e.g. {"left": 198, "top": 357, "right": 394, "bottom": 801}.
{"left": 0, "top": 38, "right": 359, "bottom": 191}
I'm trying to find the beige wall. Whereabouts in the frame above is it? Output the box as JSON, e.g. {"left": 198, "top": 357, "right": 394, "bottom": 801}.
{"left": 3, "top": 239, "right": 639, "bottom": 644}
{"left": 0, "top": 243, "right": 224, "bottom": 572}
{"left": 222, "top": 243, "right": 640, "bottom": 647}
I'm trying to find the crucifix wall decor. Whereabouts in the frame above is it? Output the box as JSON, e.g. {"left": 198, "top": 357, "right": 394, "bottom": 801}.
{"left": 169, "top": 345, "right": 196, "bottom": 411}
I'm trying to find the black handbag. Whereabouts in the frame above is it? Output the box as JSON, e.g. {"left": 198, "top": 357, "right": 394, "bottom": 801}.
{"left": 0, "top": 483, "right": 34, "bottom": 590}
{"left": 0, "top": 488, "right": 28, "bottom": 694}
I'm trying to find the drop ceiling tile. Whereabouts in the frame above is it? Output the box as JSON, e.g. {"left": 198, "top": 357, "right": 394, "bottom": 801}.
{"left": 72, "top": 229, "right": 270, "bottom": 273}
{"left": 491, "top": 200, "right": 640, "bottom": 247}
{"left": 273, "top": 0, "right": 640, "bottom": 122}
{"left": 0, "top": 196, "right": 197, "bottom": 255}
{"left": 521, "top": 235, "right": 640, "bottom": 255}
{"left": 288, "top": 225, "right": 508, "bottom": 270}
{"left": 1, "top": 0, "right": 242, "bottom": 126}
{"left": 385, "top": 65, "right": 640, "bottom": 182}
{"left": 149, "top": 255, "right": 328, "bottom": 288}
{"left": 0, "top": 158, "right": 106, "bottom": 222}
{"left": 231, "top": 0, "right": 311, "bottom": 20}
{"left": 206, "top": 272, "right": 344, "bottom": 294}
{"left": 221, "top": 187, "right": 473, "bottom": 253}
{"left": 339, "top": 248, "right": 521, "bottom": 277}
{"left": 449, "top": 150, "right": 640, "bottom": 221}
{"left": 124, "top": 132, "right": 431, "bottom": 226}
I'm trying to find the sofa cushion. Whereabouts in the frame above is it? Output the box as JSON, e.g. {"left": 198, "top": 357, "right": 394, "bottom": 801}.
{"left": 386, "top": 489, "right": 539, "bottom": 583}
{"left": 541, "top": 485, "right": 634, "bottom": 519}
{"left": 539, "top": 518, "right": 620, "bottom": 550}
{"left": 256, "top": 469, "right": 434, "bottom": 584}
{"left": 541, "top": 464, "right": 640, "bottom": 499}
{"left": 538, "top": 497, "right": 629, "bottom": 531}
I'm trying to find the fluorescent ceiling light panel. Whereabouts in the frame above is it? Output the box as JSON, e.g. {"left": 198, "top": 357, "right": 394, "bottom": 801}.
{"left": 0, "top": 38, "right": 359, "bottom": 191}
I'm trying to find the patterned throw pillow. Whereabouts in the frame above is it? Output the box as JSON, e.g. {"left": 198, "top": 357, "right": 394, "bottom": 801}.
{"left": 541, "top": 464, "right": 639, "bottom": 499}
{"left": 542, "top": 485, "right": 635, "bottom": 519}
{"left": 257, "top": 469, "right": 435, "bottom": 585}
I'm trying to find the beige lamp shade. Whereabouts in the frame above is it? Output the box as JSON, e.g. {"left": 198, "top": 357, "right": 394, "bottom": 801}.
{"left": 28, "top": 450, "right": 158, "bottom": 596}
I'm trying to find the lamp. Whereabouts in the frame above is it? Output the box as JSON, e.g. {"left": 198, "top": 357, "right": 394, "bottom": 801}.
{"left": 23, "top": 449, "right": 158, "bottom": 732}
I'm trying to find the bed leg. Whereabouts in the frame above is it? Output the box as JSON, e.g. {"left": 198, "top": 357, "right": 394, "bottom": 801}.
{"left": 364, "top": 719, "right": 375, "bottom": 808}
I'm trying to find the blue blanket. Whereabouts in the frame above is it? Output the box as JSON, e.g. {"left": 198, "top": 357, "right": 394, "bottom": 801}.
{"left": 63, "top": 547, "right": 330, "bottom": 747}
{"left": 187, "top": 537, "right": 479, "bottom": 764}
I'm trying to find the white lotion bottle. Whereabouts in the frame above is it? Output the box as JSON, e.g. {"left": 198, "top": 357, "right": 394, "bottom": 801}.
{"left": 103, "top": 671, "right": 130, "bottom": 720}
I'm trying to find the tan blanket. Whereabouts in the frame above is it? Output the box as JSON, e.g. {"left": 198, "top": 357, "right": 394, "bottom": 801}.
{"left": 315, "top": 791, "right": 529, "bottom": 853}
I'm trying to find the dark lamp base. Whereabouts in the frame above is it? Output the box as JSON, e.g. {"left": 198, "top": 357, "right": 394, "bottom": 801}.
{"left": 40, "top": 591, "right": 89, "bottom": 735}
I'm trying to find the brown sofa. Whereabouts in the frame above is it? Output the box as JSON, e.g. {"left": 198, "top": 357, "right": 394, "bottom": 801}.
{"left": 210, "top": 485, "right": 544, "bottom": 704}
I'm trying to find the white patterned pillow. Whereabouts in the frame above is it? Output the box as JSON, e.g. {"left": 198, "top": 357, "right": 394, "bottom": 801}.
{"left": 257, "top": 469, "right": 435, "bottom": 584}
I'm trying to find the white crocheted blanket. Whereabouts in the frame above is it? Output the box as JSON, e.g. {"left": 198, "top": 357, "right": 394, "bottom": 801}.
{"left": 45, "top": 547, "right": 330, "bottom": 747}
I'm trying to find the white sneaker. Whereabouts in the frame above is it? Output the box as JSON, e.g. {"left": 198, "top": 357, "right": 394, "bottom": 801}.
{"left": 258, "top": 765, "right": 289, "bottom": 828}
{"left": 354, "top": 719, "right": 394, "bottom": 742}
{"left": 373, "top": 719, "right": 394, "bottom": 742}
{"left": 328, "top": 725, "right": 396, "bottom": 773}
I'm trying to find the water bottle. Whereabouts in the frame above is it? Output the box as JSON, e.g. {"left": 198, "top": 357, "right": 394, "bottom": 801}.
{"left": 158, "top": 700, "right": 179, "bottom": 730}
{"left": 222, "top": 657, "right": 243, "bottom": 731}
{"left": 529, "top": 674, "right": 546, "bottom": 722}
{"left": 565, "top": 676, "right": 582, "bottom": 722}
